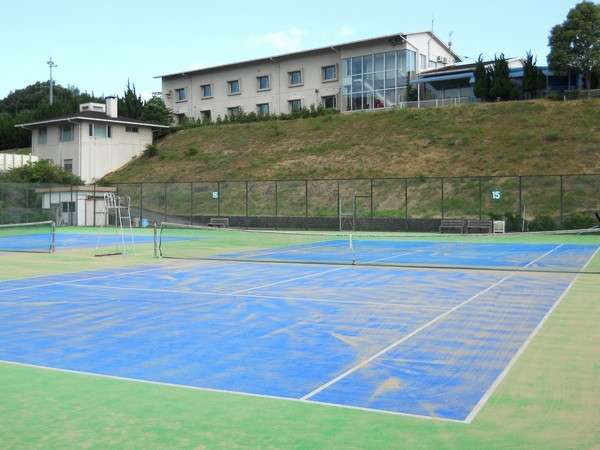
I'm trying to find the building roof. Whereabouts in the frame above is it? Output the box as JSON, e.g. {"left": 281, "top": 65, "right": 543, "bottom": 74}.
{"left": 156, "top": 31, "right": 461, "bottom": 79}
{"left": 15, "top": 111, "right": 169, "bottom": 129}
{"left": 34, "top": 185, "right": 116, "bottom": 193}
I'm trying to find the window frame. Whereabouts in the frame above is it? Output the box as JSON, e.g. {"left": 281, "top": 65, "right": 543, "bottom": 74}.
{"left": 200, "top": 84, "right": 212, "bottom": 99}
{"left": 321, "top": 95, "right": 337, "bottom": 109}
{"left": 227, "top": 80, "right": 241, "bottom": 96}
{"left": 288, "top": 99, "right": 302, "bottom": 113}
{"left": 174, "top": 87, "right": 187, "bottom": 102}
{"left": 63, "top": 158, "right": 73, "bottom": 173}
{"left": 227, "top": 106, "right": 242, "bottom": 117}
{"left": 59, "top": 124, "right": 74, "bottom": 142}
{"left": 200, "top": 110, "right": 212, "bottom": 123}
{"left": 37, "top": 127, "right": 47, "bottom": 145}
{"left": 321, "top": 64, "right": 338, "bottom": 82}
{"left": 288, "top": 70, "right": 303, "bottom": 87}
{"left": 256, "top": 103, "right": 270, "bottom": 116}
{"left": 256, "top": 75, "right": 270, "bottom": 91}
{"left": 125, "top": 126, "right": 139, "bottom": 133}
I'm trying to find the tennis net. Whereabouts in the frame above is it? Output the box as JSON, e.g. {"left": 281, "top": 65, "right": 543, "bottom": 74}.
{"left": 158, "top": 222, "right": 600, "bottom": 274}
{"left": 0, "top": 221, "right": 56, "bottom": 253}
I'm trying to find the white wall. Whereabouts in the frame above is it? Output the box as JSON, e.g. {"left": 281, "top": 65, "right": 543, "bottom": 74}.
{"left": 161, "top": 32, "right": 458, "bottom": 121}
{"left": 32, "top": 121, "right": 153, "bottom": 183}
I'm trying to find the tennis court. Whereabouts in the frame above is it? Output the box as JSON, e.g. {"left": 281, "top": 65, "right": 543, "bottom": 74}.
{"left": 1, "top": 225, "right": 597, "bottom": 423}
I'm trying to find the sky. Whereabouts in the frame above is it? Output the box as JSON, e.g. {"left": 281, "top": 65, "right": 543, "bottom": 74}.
{"left": 0, "top": 0, "right": 582, "bottom": 100}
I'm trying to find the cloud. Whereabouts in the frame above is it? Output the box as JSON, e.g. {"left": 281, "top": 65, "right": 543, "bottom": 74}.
{"left": 337, "top": 26, "right": 354, "bottom": 38}
{"left": 248, "top": 27, "right": 307, "bottom": 53}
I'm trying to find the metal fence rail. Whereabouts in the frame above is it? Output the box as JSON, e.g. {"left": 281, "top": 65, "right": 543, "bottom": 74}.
{"left": 1, "top": 174, "right": 599, "bottom": 231}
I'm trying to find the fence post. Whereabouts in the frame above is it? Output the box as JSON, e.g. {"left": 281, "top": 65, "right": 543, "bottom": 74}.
{"left": 518, "top": 176, "right": 523, "bottom": 218}
{"left": 217, "top": 182, "right": 221, "bottom": 217}
{"left": 139, "top": 183, "right": 143, "bottom": 227}
{"left": 163, "top": 183, "right": 168, "bottom": 222}
{"left": 560, "top": 175, "right": 564, "bottom": 227}
{"left": 93, "top": 184, "right": 96, "bottom": 227}
{"left": 370, "top": 179, "right": 374, "bottom": 230}
{"left": 245, "top": 181, "right": 249, "bottom": 217}
{"left": 479, "top": 177, "right": 483, "bottom": 220}
{"left": 336, "top": 181, "right": 340, "bottom": 228}
{"left": 440, "top": 177, "right": 445, "bottom": 219}
{"left": 274, "top": 182, "right": 278, "bottom": 218}
{"left": 404, "top": 178, "right": 408, "bottom": 221}
{"left": 305, "top": 180, "right": 309, "bottom": 230}
{"left": 189, "top": 182, "right": 193, "bottom": 225}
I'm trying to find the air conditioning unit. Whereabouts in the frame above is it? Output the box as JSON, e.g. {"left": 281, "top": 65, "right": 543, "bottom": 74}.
{"left": 436, "top": 56, "right": 444, "bottom": 63}
{"left": 443, "top": 57, "right": 448, "bottom": 64}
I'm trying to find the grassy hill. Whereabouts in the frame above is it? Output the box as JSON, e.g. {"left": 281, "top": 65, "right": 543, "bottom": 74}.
{"left": 104, "top": 99, "right": 600, "bottom": 183}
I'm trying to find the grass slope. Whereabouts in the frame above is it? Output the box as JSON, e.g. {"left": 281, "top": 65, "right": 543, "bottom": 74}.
{"left": 105, "top": 99, "right": 600, "bottom": 183}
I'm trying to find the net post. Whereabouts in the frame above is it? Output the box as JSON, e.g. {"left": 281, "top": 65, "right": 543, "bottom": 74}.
{"left": 153, "top": 222, "right": 159, "bottom": 258}
{"left": 50, "top": 221, "right": 56, "bottom": 253}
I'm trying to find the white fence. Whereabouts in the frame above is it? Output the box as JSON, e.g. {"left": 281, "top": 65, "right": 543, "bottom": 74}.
{"left": 0, "top": 154, "right": 38, "bottom": 172}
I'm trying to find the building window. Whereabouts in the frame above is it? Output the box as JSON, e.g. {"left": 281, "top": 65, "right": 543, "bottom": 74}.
{"left": 88, "top": 123, "right": 93, "bottom": 136}
{"left": 341, "top": 49, "right": 416, "bottom": 112}
{"left": 322, "top": 65, "right": 337, "bottom": 82}
{"left": 93, "top": 124, "right": 108, "bottom": 139}
{"left": 227, "top": 106, "right": 241, "bottom": 117}
{"left": 62, "top": 201, "right": 75, "bottom": 212}
{"left": 288, "top": 99, "right": 302, "bottom": 113}
{"left": 201, "top": 84, "right": 212, "bottom": 98}
{"left": 228, "top": 80, "right": 240, "bottom": 95}
{"left": 257, "top": 103, "right": 269, "bottom": 115}
{"left": 257, "top": 75, "right": 270, "bottom": 91}
{"left": 321, "top": 95, "right": 337, "bottom": 109}
{"left": 288, "top": 70, "right": 302, "bottom": 86}
{"left": 200, "top": 110, "right": 212, "bottom": 122}
{"left": 37, "top": 127, "right": 47, "bottom": 145}
{"left": 420, "top": 54, "right": 427, "bottom": 71}
{"left": 59, "top": 125, "right": 74, "bottom": 142}
{"left": 126, "top": 126, "right": 139, "bottom": 133}
{"left": 63, "top": 159, "right": 73, "bottom": 173}
{"left": 175, "top": 88, "right": 187, "bottom": 102}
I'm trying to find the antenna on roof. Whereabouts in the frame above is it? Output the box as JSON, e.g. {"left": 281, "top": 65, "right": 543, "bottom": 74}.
{"left": 431, "top": 13, "right": 435, "bottom": 32}
{"left": 448, "top": 31, "right": 454, "bottom": 49}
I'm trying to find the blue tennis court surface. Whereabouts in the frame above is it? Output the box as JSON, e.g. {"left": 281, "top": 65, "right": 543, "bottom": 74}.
{"left": 0, "top": 232, "right": 156, "bottom": 252}
{"left": 0, "top": 241, "right": 597, "bottom": 421}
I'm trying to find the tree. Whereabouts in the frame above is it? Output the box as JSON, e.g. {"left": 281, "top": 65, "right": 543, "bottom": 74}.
{"left": 489, "top": 54, "right": 516, "bottom": 101}
{"left": 548, "top": 1, "right": 600, "bottom": 93}
{"left": 522, "top": 51, "right": 547, "bottom": 98}
{"left": 473, "top": 55, "right": 491, "bottom": 101}
{"left": 140, "top": 96, "right": 172, "bottom": 125}
{"left": 118, "top": 81, "right": 143, "bottom": 118}
{"left": 0, "top": 160, "right": 83, "bottom": 184}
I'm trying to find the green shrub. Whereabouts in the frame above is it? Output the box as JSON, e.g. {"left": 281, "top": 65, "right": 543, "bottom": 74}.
{"left": 143, "top": 144, "right": 159, "bottom": 158}
{"left": 185, "top": 147, "right": 198, "bottom": 158}
{"left": 528, "top": 215, "right": 556, "bottom": 231}
{"left": 562, "top": 212, "right": 596, "bottom": 230}
{"left": 0, "top": 160, "right": 82, "bottom": 184}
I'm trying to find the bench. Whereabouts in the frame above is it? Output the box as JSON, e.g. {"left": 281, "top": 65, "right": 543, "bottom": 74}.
{"left": 466, "top": 219, "right": 493, "bottom": 234}
{"left": 439, "top": 219, "right": 466, "bottom": 234}
{"left": 208, "top": 217, "right": 229, "bottom": 228}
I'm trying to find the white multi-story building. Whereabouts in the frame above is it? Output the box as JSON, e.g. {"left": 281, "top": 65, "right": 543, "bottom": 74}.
{"left": 157, "top": 31, "right": 460, "bottom": 122}
{"left": 15, "top": 98, "right": 169, "bottom": 183}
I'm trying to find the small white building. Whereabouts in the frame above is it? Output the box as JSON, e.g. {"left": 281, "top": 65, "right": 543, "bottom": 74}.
{"left": 34, "top": 185, "right": 117, "bottom": 226}
{"left": 16, "top": 98, "right": 169, "bottom": 183}
{"left": 0, "top": 153, "right": 38, "bottom": 172}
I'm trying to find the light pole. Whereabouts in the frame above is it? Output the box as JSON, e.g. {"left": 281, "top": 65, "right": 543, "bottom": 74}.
{"left": 47, "top": 58, "right": 57, "bottom": 105}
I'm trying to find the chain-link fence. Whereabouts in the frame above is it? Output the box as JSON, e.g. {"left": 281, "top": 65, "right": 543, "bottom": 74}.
{"left": 1, "top": 174, "right": 599, "bottom": 231}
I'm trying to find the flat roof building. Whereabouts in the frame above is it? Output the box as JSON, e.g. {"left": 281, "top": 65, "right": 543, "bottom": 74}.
{"left": 156, "top": 31, "right": 461, "bottom": 123}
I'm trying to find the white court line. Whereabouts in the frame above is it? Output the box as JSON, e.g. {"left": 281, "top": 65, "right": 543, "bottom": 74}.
{"left": 0, "top": 359, "right": 465, "bottom": 424}
{"left": 0, "top": 260, "right": 199, "bottom": 294}
{"left": 230, "top": 250, "right": 421, "bottom": 295}
{"left": 301, "top": 242, "right": 567, "bottom": 401}
{"left": 51, "top": 281, "right": 449, "bottom": 312}
{"left": 522, "top": 243, "right": 564, "bottom": 268}
{"left": 464, "top": 245, "right": 600, "bottom": 423}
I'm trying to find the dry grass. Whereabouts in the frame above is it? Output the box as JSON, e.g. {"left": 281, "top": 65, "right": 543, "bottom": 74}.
{"left": 104, "top": 99, "right": 600, "bottom": 183}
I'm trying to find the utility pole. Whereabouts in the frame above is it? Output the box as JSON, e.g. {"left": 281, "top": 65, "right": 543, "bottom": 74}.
{"left": 47, "top": 57, "right": 57, "bottom": 105}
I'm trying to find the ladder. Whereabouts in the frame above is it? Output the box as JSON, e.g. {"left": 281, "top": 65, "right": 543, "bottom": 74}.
{"left": 95, "top": 193, "right": 134, "bottom": 256}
